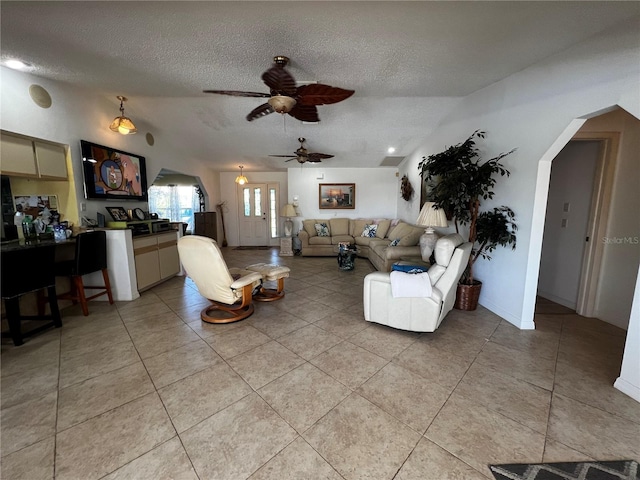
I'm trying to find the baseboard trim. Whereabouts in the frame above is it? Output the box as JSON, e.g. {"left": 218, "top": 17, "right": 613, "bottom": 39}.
{"left": 537, "top": 291, "right": 576, "bottom": 310}
{"left": 614, "top": 377, "right": 640, "bottom": 403}
{"left": 479, "top": 299, "right": 535, "bottom": 330}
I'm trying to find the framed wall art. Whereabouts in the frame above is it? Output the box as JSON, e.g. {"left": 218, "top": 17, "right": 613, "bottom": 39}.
{"left": 105, "top": 206, "right": 130, "bottom": 221}
{"left": 80, "top": 140, "right": 148, "bottom": 201}
{"left": 319, "top": 183, "right": 355, "bottom": 209}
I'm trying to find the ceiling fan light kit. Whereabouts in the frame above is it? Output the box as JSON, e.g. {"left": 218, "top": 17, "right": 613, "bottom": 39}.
{"left": 267, "top": 95, "right": 297, "bottom": 113}
{"left": 109, "top": 95, "right": 137, "bottom": 135}
{"left": 204, "top": 55, "right": 354, "bottom": 123}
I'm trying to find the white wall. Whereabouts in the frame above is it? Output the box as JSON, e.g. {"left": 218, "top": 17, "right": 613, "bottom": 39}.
{"left": 578, "top": 109, "right": 640, "bottom": 328}
{"left": 615, "top": 265, "right": 640, "bottom": 403}
{"left": 398, "top": 18, "right": 640, "bottom": 329}
{"left": 538, "top": 141, "right": 599, "bottom": 309}
{"left": 218, "top": 171, "right": 288, "bottom": 247}
{"left": 0, "top": 67, "right": 220, "bottom": 221}
{"left": 287, "top": 166, "right": 399, "bottom": 231}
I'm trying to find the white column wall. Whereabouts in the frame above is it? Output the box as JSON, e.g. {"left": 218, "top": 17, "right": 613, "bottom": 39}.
{"left": 615, "top": 265, "right": 640, "bottom": 403}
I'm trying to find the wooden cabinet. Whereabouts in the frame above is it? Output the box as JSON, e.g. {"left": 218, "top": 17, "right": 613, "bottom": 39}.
{"left": 158, "top": 234, "right": 180, "bottom": 279}
{"left": 133, "top": 232, "right": 179, "bottom": 291}
{"left": 34, "top": 141, "right": 67, "bottom": 179}
{"left": 194, "top": 212, "right": 217, "bottom": 241}
{"left": 0, "top": 131, "right": 68, "bottom": 180}
{"left": 1, "top": 132, "right": 37, "bottom": 176}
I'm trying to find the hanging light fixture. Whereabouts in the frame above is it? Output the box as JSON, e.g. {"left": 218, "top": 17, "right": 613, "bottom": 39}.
{"left": 235, "top": 165, "right": 248, "bottom": 185}
{"left": 109, "top": 96, "right": 137, "bottom": 135}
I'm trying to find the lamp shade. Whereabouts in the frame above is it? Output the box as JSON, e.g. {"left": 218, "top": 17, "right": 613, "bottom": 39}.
{"left": 235, "top": 165, "right": 248, "bottom": 185}
{"left": 109, "top": 96, "right": 137, "bottom": 135}
{"left": 416, "top": 202, "right": 448, "bottom": 228}
{"left": 109, "top": 116, "right": 137, "bottom": 135}
{"left": 280, "top": 204, "right": 296, "bottom": 217}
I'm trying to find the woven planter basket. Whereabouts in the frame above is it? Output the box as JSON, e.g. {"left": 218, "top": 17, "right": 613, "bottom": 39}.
{"left": 455, "top": 281, "right": 482, "bottom": 311}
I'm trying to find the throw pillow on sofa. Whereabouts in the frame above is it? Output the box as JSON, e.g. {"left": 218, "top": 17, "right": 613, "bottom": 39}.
{"left": 373, "top": 219, "right": 391, "bottom": 239}
{"left": 315, "top": 223, "right": 330, "bottom": 237}
{"left": 387, "top": 222, "right": 423, "bottom": 246}
{"left": 303, "top": 219, "right": 319, "bottom": 237}
{"left": 389, "top": 238, "right": 401, "bottom": 246}
{"left": 361, "top": 224, "right": 378, "bottom": 238}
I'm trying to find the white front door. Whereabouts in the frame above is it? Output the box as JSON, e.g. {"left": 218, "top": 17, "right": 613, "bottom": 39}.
{"left": 238, "top": 183, "right": 269, "bottom": 246}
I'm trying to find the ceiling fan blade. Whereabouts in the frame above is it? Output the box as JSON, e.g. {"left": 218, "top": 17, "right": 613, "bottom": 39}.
{"left": 288, "top": 104, "right": 319, "bottom": 122}
{"left": 307, "top": 153, "right": 334, "bottom": 161}
{"left": 268, "top": 155, "right": 297, "bottom": 158}
{"left": 246, "top": 103, "right": 275, "bottom": 121}
{"left": 284, "top": 158, "right": 300, "bottom": 162}
{"left": 261, "top": 66, "right": 297, "bottom": 95}
{"left": 296, "top": 84, "right": 355, "bottom": 106}
{"left": 306, "top": 158, "right": 322, "bottom": 163}
{"left": 203, "top": 90, "right": 271, "bottom": 98}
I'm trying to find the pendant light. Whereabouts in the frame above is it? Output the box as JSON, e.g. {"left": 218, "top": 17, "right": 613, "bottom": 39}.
{"left": 235, "top": 165, "right": 248, "bottom": 185}
{"left": 109, "top": 96, "right": 137, "bottom": 135}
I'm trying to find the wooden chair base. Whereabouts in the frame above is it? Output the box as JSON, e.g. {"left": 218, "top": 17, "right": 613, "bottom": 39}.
{"left": 57, "top": 268, "right": 114, "bottom": 316}
{"left": 200, "top": 302, "right": 255, "bottom": 324}
{"left": 253, "top": 278, "right": 286, "bottom": 302}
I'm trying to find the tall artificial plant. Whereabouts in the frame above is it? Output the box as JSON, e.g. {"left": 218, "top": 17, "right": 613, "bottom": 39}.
{"left": 418, "top": 130, "right": 517, "bottom": 285}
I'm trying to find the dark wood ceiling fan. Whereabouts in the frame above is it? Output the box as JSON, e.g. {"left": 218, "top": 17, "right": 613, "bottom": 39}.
{"left": 269, "top": 138, "right": 334, "bottom": 164}
{"left": 203, "top": 56, "right": 354, "bottom": 122}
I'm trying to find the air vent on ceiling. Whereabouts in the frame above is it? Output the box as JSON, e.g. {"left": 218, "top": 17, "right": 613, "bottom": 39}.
{"left": 380, "top": 156, "right": 405, "bottom": 167}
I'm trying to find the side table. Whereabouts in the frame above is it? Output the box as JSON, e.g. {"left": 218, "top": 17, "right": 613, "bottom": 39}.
{"left": 279, "top": 237, "right": 293, "bottom": 256}
{"left": 335, "top": 242, "right": 359, "bottom": 270}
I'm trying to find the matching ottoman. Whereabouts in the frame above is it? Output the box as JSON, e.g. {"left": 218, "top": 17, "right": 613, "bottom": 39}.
{"left": 245, "top": 263, "right": 290, "bottom": 302}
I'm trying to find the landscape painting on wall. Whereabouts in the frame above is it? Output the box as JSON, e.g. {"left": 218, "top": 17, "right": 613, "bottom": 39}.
{"left": 319, "top": 183, "right": 355, "bottom": 209}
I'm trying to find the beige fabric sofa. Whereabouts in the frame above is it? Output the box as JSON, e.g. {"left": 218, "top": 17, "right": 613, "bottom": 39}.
{"left": 297, "top": 218, "right": 425, "bottom": 272}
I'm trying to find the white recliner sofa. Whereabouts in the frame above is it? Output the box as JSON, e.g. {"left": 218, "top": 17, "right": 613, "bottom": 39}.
{"left": 363, "top": 233, "right": 472, "bottom": 332}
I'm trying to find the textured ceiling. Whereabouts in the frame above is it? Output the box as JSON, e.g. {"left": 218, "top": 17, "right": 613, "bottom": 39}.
{"left": 2, "top": 1, "right": 638, "bottom": 173}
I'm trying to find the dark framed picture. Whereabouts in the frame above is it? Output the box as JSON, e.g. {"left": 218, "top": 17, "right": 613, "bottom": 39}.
{"left": 319, "top": 183, "right": 355, "bottom": 209}
{"left": 80, "top": 140, "right": 148, "bottom": 201}
{"left": 420, "top": 170, "right": 429, "bottom": 209}
{"left": 105, "top": 206, "right": 130, "bottom": 222}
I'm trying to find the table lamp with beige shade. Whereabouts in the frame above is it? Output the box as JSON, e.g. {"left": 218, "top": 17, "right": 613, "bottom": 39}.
{"left": 416, "top": 202, "right": 448, "bottom": 261}
{"left": 281, "top": 204, "right": 297, "bottom": 238}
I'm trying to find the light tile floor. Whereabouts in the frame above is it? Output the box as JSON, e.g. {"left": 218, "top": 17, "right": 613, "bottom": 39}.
{"left": 1, "top": 248, "right": 638, "bottom": 479}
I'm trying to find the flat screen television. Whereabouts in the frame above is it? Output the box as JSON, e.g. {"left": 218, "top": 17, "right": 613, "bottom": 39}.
{"left": 80, "top": 140, "right": 148, "bottom": 201}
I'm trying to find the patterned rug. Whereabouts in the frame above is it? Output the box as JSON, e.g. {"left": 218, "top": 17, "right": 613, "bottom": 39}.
{"left": 232, "top": 246, "right": 271, "bottom": 250}
{"left": 490, "top": 460, "right": 639, "bottom": 479}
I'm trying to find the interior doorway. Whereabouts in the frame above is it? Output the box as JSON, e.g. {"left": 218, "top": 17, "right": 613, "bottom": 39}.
{"left": 533, "top": 108, "right": 639, "bottom": 330}
{"left": 537, "top": 140, "right": 601, "bottom": 312}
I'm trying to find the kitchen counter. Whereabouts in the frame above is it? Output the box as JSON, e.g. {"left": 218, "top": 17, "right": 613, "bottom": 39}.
{"left": 0, "top": 235, "right": 74, "bottom": 252}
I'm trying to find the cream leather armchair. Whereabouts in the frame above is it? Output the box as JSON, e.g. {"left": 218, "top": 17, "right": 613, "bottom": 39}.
{"left": 177, "top": 236, "right": 262, "bottom": 324}
{"left": 363, "top": 233, "right": 472, "bottom": 332}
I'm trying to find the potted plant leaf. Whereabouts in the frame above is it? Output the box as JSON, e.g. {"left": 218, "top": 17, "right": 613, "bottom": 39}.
{"left": 418, "top": 130, "right": 517, "bottom": 310}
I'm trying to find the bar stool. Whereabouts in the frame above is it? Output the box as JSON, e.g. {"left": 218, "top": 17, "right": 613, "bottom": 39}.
{"left": 55, "top": 230, "right": 114, "bottom": 316}
{"left": 1, "top": 244, "right": 62, "bottom": 346}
